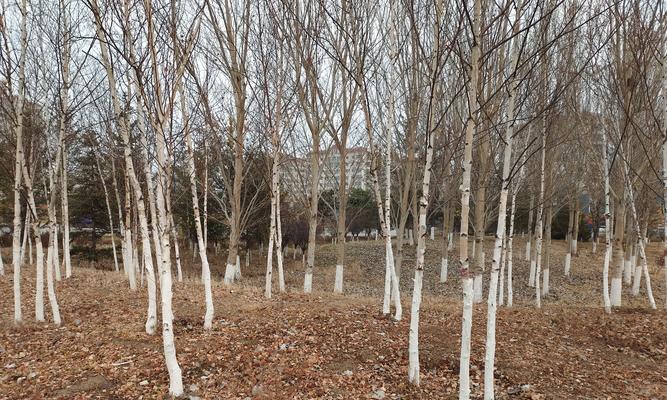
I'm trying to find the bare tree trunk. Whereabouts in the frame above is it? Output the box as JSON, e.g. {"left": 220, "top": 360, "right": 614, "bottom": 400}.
{"left": 661, "top": 58, "right": 667, "bottom": 310}
{"left": 182, "top": 86, "right": 214, "bottom": 329}
{"left": 11, "top": 0, "right": 28, "bottom": 323}
{"left": 91, "top": 0, "right": 156, "bottom": 331}
{"left": 110, "top": 158, "right": 129, "bottom": 275}
{"left": 602, "top": 132, "right": 612, "bottom": 313}
{"left": 224, "top": 131, "right": 244, "bottom": 284}
{"left": 440, "top": 203, "right": 450, "bottom": 282}
{"left": 61, "top": 146, "right": 71, "bottom": 278}
{"left": 22, "top": 160, "right": 61, "bottom": 325}
{"left": 525, "top": 192, "right": 534, "bottom": 261}
{"left": 304, "top": 133, "right": 320, "bottom": 293}
{"left": 459, "top": 1, "right": 481, "bottom": 397}
{"left": 572, "top": 197, "right": 580, "bottom": 255}
{"left": 542, "top": 203, "right": 553, "bottom": 297}
{"left": 334, "top": 146, "right": 348, "bottom": 294}
{"left": 534, "top": 126, "right": 547, "bottom": 309}
{"left": 564, "top": 200, "right": 574, "bottom": 276}
{"left": 483, "top": 6, "right": 522, "bottom": 392}
{"left": 611, "top": 195, "right": 626, "bottom": 307}
{"left": 407, "top": 98, "right": 436, "bottom": 387}
{"left": 621, "top": 148, "right": 656, "bottom": 309}
{"left": 265, "top": 144, "right": 281, "bottom": 298}
{"left": 275, "top": 182, "right": 285, "bottom": 293}
{"left": 94, "top": 150, "right": 119, "bottom": 272}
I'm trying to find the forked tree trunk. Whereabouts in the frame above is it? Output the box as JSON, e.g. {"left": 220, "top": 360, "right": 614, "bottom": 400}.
{"left": 22, "top": 161, "right": 61, "bottom": 325}
{"left": 91, "top": 1, "right": 155, "bottom": 331}
{"left": 621, "top": 150, "right": 656, "bottom": 309}
{"left": 110, "top": 158, "right": 129, "bottom": 275}
{"left": 361, "top": 81, "right": 401, "bottom": 319}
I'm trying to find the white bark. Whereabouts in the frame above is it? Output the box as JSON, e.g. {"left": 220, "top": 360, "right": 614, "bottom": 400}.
{"left": 235, "top": 255, "right": 241, "bottom": 280}
{"left": 440, "top": 257, "right": 448, "bottom": 283}
{"left": 62, "top": 147, "right": 72, "bottom": 278}
{"left": 265, "top": 144, "right": 281, "bottom": 298}
{"left": 11, "top": 0, "right": 28, "bottom": 324}
{"left": 22, "top": 159, "right": 60, "bottom": 325}
{"left": 407, "top": 53, "right": 438, "bottom": 385}
{"left": 91, "top": 2, "right": 155, "bottom": 330}
{"left": 621, "top": 147, "right": 656, "bottom": 309}
{"left": 95, "top": 153, "right": 119, "bottom": 272}
{"left": 524, "top": 194, "right": 534, "bottom": 261}
{"left": 483, "top": 11, "right": 522, "bottom": 392}
{"left": 170, "top": 213, "right": 182, "bottom": 283}
{"left": 661, "top": 57, "right": 667, "bottom": 310}
{"left": 458, "top": 0, "right": 480, "bottom": 396}
{"left": 632, "top": 259, "right": 642, "bottom": 296}
{"left": 534, "top": 126, "right": 547, "bottom": 309}
{"left": 180, "top": 86, "right": 214, "bottom": 329}
{"left": 473, "top": 275, "right": 483, "bottom": 302}
{"left": 499, "top": 236, "right": 506, "bottom": 307}
{"left": 601, "top": 132, "right": 612, "bottom": 313}
{"left": 275, "top": 187, "right": 285, "bottom": 293}
{"left": 623, "top": 251, "right": 632, "bottom": 285}
{"left": 334, "top": 265, "right": 343, "bottom": 294}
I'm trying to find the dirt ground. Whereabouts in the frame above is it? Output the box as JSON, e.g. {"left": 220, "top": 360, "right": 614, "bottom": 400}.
{"left": 0, "top": 237, "right": 665, "bottom": 399}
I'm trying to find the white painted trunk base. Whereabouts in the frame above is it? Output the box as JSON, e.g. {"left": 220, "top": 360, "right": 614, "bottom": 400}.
{"left": 499, "top": 255, "right": 505, "bottom": 307}
{"left": 224, "top": 262, "right": 236, "bottom": 285}
{"left": 430, "top": 227, "right": 434, "bottom": 240}
{"left": 610, "top": 277, "right": 622, "bottom": 307}
{"left": 334, "top": 264, "right": 344, "bottom": 294}
{"left": 235, "top": 255, "right": 241, "bottom": 280}
{"left": 528, "top": 260, "right": 536, "bottom": 287}
{"left": 484, "top": 271, "right": 499, "bottom": 400}
{"left": 35, "top": 244, "right": 44, "bottom": 322}
{"left": 440, "top": 257, "right": 448, "bottom": 283}
{"left": 542, "top": 268, "right": 549, "bottom": 297}
{"left": 303, "top": 271, "right": 313, "bottom": 293}
{"left": 459, "top": 277, "right": 474, "bottom": 399}
{"left": 525, "top": 241, "right": 531, "bottom": 261}
{"left": 473, "top": 275, "right": 483, "bottom": 303}
{"left": 407, "top": 269, "right": 423, "bottom": 386}
{"left": 564, "top": 253, "right": 571, "bottom": 277}
{"left": 623, "top": 260, "right": 632, "bottom": 285}
{"left": 632, "top": 265, "right": 642, "bottom": 296}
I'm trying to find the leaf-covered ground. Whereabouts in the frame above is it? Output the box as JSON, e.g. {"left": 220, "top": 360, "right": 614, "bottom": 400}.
{"left": 0, "top": 237, "right": 665, "bottom": 399}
